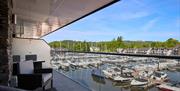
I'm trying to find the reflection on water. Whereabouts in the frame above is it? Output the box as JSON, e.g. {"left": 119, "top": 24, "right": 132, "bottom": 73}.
{"left": 58, "top": 67, "right": 180, "bottom": 91}
{"left": 92, "top": 75, "right": 106, "bottom": 84}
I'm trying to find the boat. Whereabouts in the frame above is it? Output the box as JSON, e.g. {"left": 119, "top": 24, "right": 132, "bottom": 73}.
{"left": 138, "top": 70, "right": 154, "bottom": 78}
{"left": 151, "top": 71, "right": 168, "bottom": 81}
{"left": 130, "top": 78, "right": 148, "bottom": 86}
{"left": 157, "top": 82, "right": 180, "bottom": 91}
{"left": 59, "top": 60, "right": 70, "bottom": 69}
{"left": 102, "top": 67, "right": 119, "bottom": 79}
{"left": 174, "top": 64, "right": 180, "bottom": 71}
{"left": 92, "top": 74, "right": 106, "bottom": 84}
{"left": 113, "top": 75, "right": 133, "bottom": 82}
{"left": 113, "top": 72, "right": 133, "bottom": 82}
{"left": 91, "top": 69, "right": 105, "bottom": 78}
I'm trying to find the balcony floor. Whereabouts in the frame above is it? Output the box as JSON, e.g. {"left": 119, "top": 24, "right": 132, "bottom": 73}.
{"left": 49, "top": 70, "right": 91, "bottom": 91}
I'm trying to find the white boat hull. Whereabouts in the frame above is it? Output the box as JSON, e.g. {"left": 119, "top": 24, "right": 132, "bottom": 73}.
{"left": 131, "top": 79, "right": 148, "bottom": 86}
{"left": 113, "top": 76, "right": 132, "bottom": 82}
{"left": 157, "top": 83, "right": 180, "bottom": 91}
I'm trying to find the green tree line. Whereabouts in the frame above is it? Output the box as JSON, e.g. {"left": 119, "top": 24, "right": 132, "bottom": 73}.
{"left": 49, "top": 37, "right": 179, "bottom": 52}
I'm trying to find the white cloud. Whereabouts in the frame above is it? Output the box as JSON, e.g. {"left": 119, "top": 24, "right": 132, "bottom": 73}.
{"left": 123, "top": 30, "right": 180, "bottom": 41}
{"left": 117, "top": 11, "right": 151, "bottom": 20}
{"left": 58, "top": 29, "right": 122, "bottom": 37}
{"left": 141, "top": 18, "right": 158, "bottom": 31}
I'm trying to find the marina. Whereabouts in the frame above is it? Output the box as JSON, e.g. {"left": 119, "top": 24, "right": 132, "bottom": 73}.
{"left": 58, "top": 65, "right": 180, "bottom": 91}
{"left": 51, "top": 51, "right": 180, "bottom": 91}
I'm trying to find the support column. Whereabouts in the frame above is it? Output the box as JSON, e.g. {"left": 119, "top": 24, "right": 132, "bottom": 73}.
{"left": 0, "top": 0, "right": 13, "bottom": 86}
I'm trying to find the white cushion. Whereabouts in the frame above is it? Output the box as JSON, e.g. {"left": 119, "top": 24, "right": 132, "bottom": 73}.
{"left": 19, "top": 60, "right": 34, "bottom": 74}
{"left": 42, "top": 73, "right": 52, "bottom": 83}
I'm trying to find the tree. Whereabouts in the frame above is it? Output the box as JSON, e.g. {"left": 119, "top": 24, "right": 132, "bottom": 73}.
{"left": 117, "top": 36, "right": 123, "bottom": 42}
{"left": 48, "top": 37, "right": 179, "bottom": 52}
{"left": 165, "top": 38, "right": 179, "bottom": 48}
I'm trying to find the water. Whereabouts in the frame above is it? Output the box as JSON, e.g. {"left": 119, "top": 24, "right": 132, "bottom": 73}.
{"left": 58, "top": 68, "right": 180, "bottom": 91}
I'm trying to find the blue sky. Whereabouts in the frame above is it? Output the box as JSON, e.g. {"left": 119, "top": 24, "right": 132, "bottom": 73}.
{"left": 43, "top": 0, "right": 180, "bottom": 42}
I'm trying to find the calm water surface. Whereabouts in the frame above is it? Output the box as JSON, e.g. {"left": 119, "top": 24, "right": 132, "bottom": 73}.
{"left": 58, "top": 68, "right": 180, "bottom": 91}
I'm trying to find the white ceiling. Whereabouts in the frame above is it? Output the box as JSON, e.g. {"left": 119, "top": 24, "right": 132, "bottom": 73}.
{"left": 12, "top": 0, "right": 118, "bottom": 38}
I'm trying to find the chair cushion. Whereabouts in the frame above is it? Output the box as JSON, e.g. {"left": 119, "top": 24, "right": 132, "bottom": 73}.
{"left": 19, "top": 60, "right": 34, "bottom": 74}
{"left": 42, "top": 73, "right": 52, "bottom": 83}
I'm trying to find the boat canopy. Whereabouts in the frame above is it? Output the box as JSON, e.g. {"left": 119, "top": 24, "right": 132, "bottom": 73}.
{"left": 12, "top": 0, "right": 118, "bottom": 38}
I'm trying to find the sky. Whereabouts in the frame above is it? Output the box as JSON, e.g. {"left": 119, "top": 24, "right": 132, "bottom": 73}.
{"left": 43, "top": 0, "right": 180, "bottom": 42}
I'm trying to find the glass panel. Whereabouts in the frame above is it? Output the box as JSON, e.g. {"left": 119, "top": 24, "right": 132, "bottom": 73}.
{"left": 50, "top": 49, "right": 180, "bottom": 91}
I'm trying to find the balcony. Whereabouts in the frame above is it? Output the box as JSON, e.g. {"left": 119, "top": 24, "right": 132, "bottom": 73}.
{"left": 48, "top": 51, "right": 180, "bottom": 91}
{"left": 52, "top": 70, "right": 91, "bottom": 91}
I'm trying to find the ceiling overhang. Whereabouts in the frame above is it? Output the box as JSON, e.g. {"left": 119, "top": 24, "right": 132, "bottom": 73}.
{"left": 12, "top": 0, "right": 119, "bottom": 38}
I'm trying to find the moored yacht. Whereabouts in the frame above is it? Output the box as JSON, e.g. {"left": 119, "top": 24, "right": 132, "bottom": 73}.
{"left": 102, "top": 67, "right": 119, "bottom": 79}
{"left": 113, "top": 73, "right": 133, "bottom": 82}
{"left": 130, "top": 78, "right": 148, "bottom": 86}
{"left": 151, "top": 71, "right": 168, "bottom": 81}
{"left": 59, "top": 60, "right": 70, "bottom": 69}
{"left": 91, "top": 69, "right": 105, "bottom": 78}
{"left": 157, "top": 82, "right": 180, "bottom": 91}
{"left": 113, "top": 67, "right": 134, "bottom": 82}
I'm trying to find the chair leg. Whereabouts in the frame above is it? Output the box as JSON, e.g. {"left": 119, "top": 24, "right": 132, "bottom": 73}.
{"left": 43, "top": 86, "right": 45, "bottom": 91}
{"left": 51, "top": 79, "right": 53, "bottom": 88}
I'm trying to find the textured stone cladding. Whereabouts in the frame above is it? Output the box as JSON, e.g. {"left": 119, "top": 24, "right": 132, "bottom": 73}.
{"left": 0, "top": 0, "right": 13, "bottom": 85}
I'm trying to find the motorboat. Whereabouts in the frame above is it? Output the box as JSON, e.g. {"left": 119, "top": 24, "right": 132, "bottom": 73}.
{"left": 91, "top": 69, "right": 106, "bottom": 84}
{"left": 131, "top": 78, "right": 148, "bottom": 86}
{"left": 139, "top": 70, "right": 154, "bottom": 78}
{"left": 91, "top": 69, "right": 105, "bottom": 78}
{"left": 151, "top": 71, "right": 168, "bottom": 81}
{"left": 113, "top": 75, "right": 133, "bottom": 82}
{"left": 59, "top": 60, "right": 70, "bottom": 69}
{"left": 157, "top": 82, "right": 180, "bottom": 91}
{"left": 102, "top": 67, "right": 119, "bottom": 79}
{"left": 102, "top": 68, "right": 115, "bottom": 79}
{"left": 113, "top": 72, "right": 133, "bottom": 82}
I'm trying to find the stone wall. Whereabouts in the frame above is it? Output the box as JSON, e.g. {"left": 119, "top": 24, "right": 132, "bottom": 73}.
{"left": 0, "top": 0, "right": 13, "bottom": 86}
